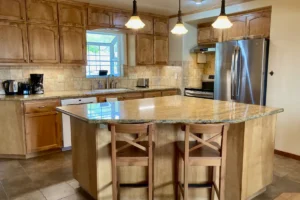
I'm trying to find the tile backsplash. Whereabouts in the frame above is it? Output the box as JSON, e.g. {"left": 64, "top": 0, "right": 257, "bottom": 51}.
{"left": 0, "top": 65, "right": 183, "bottom": 94}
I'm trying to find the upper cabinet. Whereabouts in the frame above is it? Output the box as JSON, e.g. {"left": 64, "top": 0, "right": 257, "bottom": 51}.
{"left": 88, "top": 7, "right": 112, "bottom": 28}
{"left": 28, "top": 24, "right": 59, "bottom": 64}
{"left": 223, "top": 15, "right": 247, "bottom": 41}
{"left": 0, "top": 0, "right": 26, "bottom": 21}
{"left": 113, "top": 11, "right": 130, "bottom": 29}
{"left": 59, "top": 3, "right": 86, "bottom": 27}
{"left": 138, "top": 15, "right": 153, "bottom": 35}
{"left": 246, "top": 10, "right": 271, "bottom": 39}
{"left": 197, "top": 23, "right": 222, "bottom": 44}
{"left": 154, "top": 18, "right": 168, "bottom": 36}
{"left": 60, "top": 26, "right": 86, "bottom": 65}
{"left": 0, "top": 21, "right": 28, "bottom": 63}
{"left": 26, "top": 0, "right": 58, "bottom": 25}
{"left": 136, "top": 34, "right": 154, "bottom": 65}
{"left": 154, "top": 36, "right": 168, "bottom": 65}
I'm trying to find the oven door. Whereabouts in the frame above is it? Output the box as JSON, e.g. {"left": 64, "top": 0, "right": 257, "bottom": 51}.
{"left": 185, "top": 90, "right": 214, "bottom": 99}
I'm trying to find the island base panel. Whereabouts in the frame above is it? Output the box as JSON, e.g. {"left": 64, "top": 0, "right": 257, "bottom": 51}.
{"left": 70, "top": 114, "right": 277, "bottom": 200}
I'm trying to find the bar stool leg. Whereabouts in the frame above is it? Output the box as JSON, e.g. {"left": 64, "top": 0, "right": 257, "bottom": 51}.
{"left": 210, "top": 166, "right": 216, "bottom": 200}
{"left": 184, "top": 128, "right": 189, "bottom": 200}
{"left": 111, "top": 127, "right": 118, "bottom": 200}
{"left": 148, "top": 125, "right": 153, "bottom": 200}
{"left": 174, "top": 146, "right": 179, "bottom": 200}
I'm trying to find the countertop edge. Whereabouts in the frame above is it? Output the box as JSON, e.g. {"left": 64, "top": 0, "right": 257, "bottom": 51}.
{"left": 0, "top": 87, "right": 180, "bottom": 101}
{"left": 57, "top": 107, "right": 284, "bottom": 125}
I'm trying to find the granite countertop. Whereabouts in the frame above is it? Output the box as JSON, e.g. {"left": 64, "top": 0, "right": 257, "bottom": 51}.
{"left": 56, "top": 95, "right": 284, "bottom": 124}
{"left": 0, "top": 86, "right": 178, "bottom": 101}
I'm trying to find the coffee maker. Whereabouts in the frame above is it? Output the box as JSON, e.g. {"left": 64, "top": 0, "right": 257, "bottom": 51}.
{"left": 30, "top": 74, "right": 44, "bottom": 94}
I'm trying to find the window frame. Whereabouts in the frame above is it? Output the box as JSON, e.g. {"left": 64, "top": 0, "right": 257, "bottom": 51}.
{"left": 86, "top": 31, "right": 123, "bottom": 78}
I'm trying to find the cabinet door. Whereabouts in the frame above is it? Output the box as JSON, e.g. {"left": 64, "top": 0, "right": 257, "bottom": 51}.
{"left": 197, "top": 27, "right": 212, "bottom": 44}
{"left": 223, "top": 15, "right": 247, "bottom": 41}
{"left": 60, "top": 26, "right": 86, "bottom": 64}
{"left": 154, "top": 36, "right": 168, "bottom": 65}
{"left": 88, "top": 7, "right": 112, "bottom": 28}
{"left": 26, "top": 0, "right": 58, "bottom": 25}
{"left": 246, "top": 10, "right": 271, "bottom": 39}
{"left": 212, "top": 28, "right": 222, "bottom": 42}
{"left": 25, "top": 111, "right": 62, "bottom": 153}
{"left": 28, "top": 24, "right": 59, "bottom": 63}
{"left": 113, "top": 12, "right": 130, "bottom": 29}
{"left": 59, "top": 3, "right": 86, "bottom": 27}
{"left": 136, "top": 34, "right": 154, "bottom": 65}
{"left": 139, "top": 15, "right": 153, "bottom": 35}
{"left": 0, "top": 0, "right": 26, "bottom": 21}
{"left": 0, "top": 21, "right": 28, "bottom": 63}
{"left": 154, "top": 18, "right": 168, "bottom": 36}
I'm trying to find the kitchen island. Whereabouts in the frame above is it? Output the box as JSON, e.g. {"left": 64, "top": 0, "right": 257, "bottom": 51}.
{"left": 57, "top": 96, "right": 283, "bottom": 200}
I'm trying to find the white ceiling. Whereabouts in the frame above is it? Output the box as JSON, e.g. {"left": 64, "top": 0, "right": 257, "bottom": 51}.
{"left": 77, "top": 0, "right": 253, "bottom": 16}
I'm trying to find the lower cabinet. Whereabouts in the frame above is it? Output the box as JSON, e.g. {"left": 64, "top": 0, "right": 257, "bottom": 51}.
{"left": 144, "top": 91, "right": 162, "bottom": 98}
{"left": 24, "top": 99, "right": 62, "bottom": 154}
{"left": 162, "top": 90, "right": 178, "bottom": 96}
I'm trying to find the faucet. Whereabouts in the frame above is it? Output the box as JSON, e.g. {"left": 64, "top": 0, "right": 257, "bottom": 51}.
{"left": 106, "top": 75, "right": 112, "bottom": 89}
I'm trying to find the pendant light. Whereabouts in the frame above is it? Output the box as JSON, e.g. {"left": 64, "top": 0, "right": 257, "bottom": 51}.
{"left": 125, "top": 0, "right": 145, "bottom": 29}
{"left": 212, "top": 0, "right": 233, "bottom": 29}
{"left": 171, "top": 0, "right": 188, "bottom": 35}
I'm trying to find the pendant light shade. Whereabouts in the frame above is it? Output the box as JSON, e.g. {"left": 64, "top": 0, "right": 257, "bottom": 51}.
{"left": 171, "top": 0, "right": 188, "bottom": 35}
{"left": 212, "top": 0, "right": 232, "bottom": 29}
{"left": 125, "top": 0, "right": 145, "bottom": 29}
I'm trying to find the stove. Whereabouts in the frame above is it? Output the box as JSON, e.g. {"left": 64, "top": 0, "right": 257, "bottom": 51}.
{"left": 184, "top": 75, "right": 214, "bottom": 99}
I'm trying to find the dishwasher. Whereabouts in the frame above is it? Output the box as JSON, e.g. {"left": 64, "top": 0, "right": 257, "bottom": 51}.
{"left": 61, "top": 97, "right": 97, "bottom": 150}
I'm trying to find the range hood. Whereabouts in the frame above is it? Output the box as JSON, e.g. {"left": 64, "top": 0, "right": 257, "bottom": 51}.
{"left": 190, "top": 44, "right": 216, "bottom": 53}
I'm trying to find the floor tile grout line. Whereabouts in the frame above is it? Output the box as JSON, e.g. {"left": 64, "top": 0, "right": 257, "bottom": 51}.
{"left": 18, "top": 160, "right": 48, "bottom": 200}
{"left": 0, "top": 181, "right": 9, "bottom": 200}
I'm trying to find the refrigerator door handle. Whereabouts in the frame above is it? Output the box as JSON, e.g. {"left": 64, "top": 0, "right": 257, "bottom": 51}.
{"left": 231, "top": 47, "right": 237, "bottom": 100}
{"left": 235, "top": 46, "right": 241, "bottom": 98}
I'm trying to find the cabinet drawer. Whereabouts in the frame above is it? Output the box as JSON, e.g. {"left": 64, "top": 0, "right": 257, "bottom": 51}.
{"left": 144, "top": 91, "right": 162, "bottom": 98}
{"left": 162, "top": 90, "right": 178, "bottom": 96}
{"left": 24, "top": 99, "right": 60, "bottom": 114}
{"left": 97, "top": 95, "right": 124, "bottom": 102}
{"left": 123, "top": 92, "right": 143, "bottom": 100}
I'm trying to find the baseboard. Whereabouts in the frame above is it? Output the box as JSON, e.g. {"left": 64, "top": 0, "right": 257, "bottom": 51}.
{"left": 275, "top": 149, "right": 300, "bottom": 161}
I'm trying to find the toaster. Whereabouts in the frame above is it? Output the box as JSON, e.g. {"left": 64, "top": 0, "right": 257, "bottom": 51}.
{"left": 137, "top": 78, "right": 149, "bottom": 88}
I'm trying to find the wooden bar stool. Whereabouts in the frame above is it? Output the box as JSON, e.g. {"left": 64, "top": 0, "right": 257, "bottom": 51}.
{"left": 109, "top": 123, "right": 155, "bottom": 200}
{"left": 175, "top": 123, "right": 229, "bottom": 200}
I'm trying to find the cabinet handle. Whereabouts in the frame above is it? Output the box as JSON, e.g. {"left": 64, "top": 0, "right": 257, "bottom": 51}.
{"left": 38, "top": 106, "right": 46, "bottom": 109}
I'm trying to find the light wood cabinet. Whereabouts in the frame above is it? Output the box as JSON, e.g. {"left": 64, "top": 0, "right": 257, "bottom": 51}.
{"left": 0, "top": 21, "right": 28, "bottom": 63}
{"left": 154, "top": 18, "right": 168, "bottom": 36}
{"left": 123, "top": 92, "right": 144, "bottom": 100}
{"left": 59, "top": 3, "right": 86, "bottom": 27}
{"left": 26, "top": 0, "right": 58, "bottom": 24}
{"left": 0, "top": 0, "right": 26, "bottom": 21}
{"left": 136, "top": 34, "right": 154, "bottom": 65}
{"left": 197, "top": 24, "right": 222, "bottom": 44}
{"left": 60, "top": 26, "right": 86, "bottom": 64}
{"left": 144, "top": 91, "right": 161, "bottom": 98}
{"left": 246, "top": 10, "right": 271, "bottom": 39}
{"left": 88, "top": 7, "right": 112, "bottom": 28}
{"left": 162, "top": 90, "right": 178, "bottom": 96}
{"left": 113, "top": 11, "right": 130, "bottom": 29}
{"left": 139, "top": 15, "right": 153, "bottom": 35}
{"left": 24, "top": 99, "right": 62, "bottom": 154}
{"left": 28, "top": 24, "right": 59, "bottom": 63}
{"left": 223, "top": 15, "right": 247, "bottom": 41}
{"left": 154, "top": 36, "right": 168, "bottom": 65}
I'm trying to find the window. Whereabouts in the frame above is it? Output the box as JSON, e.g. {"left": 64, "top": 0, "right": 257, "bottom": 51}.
{"left": 86, "top": 31, "right": 123, "bottom": 78}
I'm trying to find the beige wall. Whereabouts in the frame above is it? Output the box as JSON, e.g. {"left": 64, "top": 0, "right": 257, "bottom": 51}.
{"left": 0, "top": 65, "right": 182, "bottom": 94}
{"left": 169, "top": 0, "right": 300, "bottom": 155}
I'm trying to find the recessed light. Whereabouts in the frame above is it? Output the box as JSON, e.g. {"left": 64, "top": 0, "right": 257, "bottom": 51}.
{"left": 194, "top": 0, "right": 204, "bottom": 5}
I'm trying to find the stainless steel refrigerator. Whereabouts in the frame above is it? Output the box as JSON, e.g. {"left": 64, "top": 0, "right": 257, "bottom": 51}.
{"left": 214, "top": 38, "right": 269, "bottom": 105}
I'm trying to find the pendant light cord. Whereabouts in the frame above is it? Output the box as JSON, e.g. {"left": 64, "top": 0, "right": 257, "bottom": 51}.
{"left": 178, "top": 0, "right": 182, "bottom": 23}
{"left": 133, "top": 0, "right": 137, "bottom": 16}
{"left": 220, "top": 0, "right": 226, "bottom": 16}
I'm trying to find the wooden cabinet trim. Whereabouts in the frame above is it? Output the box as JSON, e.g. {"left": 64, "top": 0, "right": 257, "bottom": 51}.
{"left": 58, "top": 3, "right": 86, "bottom": 27}
{"left": 26, "top": 0, "right": 58, "bottom": 25}
{"left": 136, "top": 34, "right": 154, "bottom": 65}
{"left": 59, "top": 26, "right": 86, "bottom": 64}
{"left": 0, "top": 0, "right": 26, "bottom": 21}
{"left": 28, "top": 24, "right": 60, "bottom": 64}
{"left": 0, "top": 21, "right": 28, "bottom": 63}
{"left": 154, "top": 35, "right": 168, "bottom": 65}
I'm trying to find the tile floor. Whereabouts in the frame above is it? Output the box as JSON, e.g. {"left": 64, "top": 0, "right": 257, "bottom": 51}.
{"left": 0, "top": 151, "right": 299, "bottom": 200}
